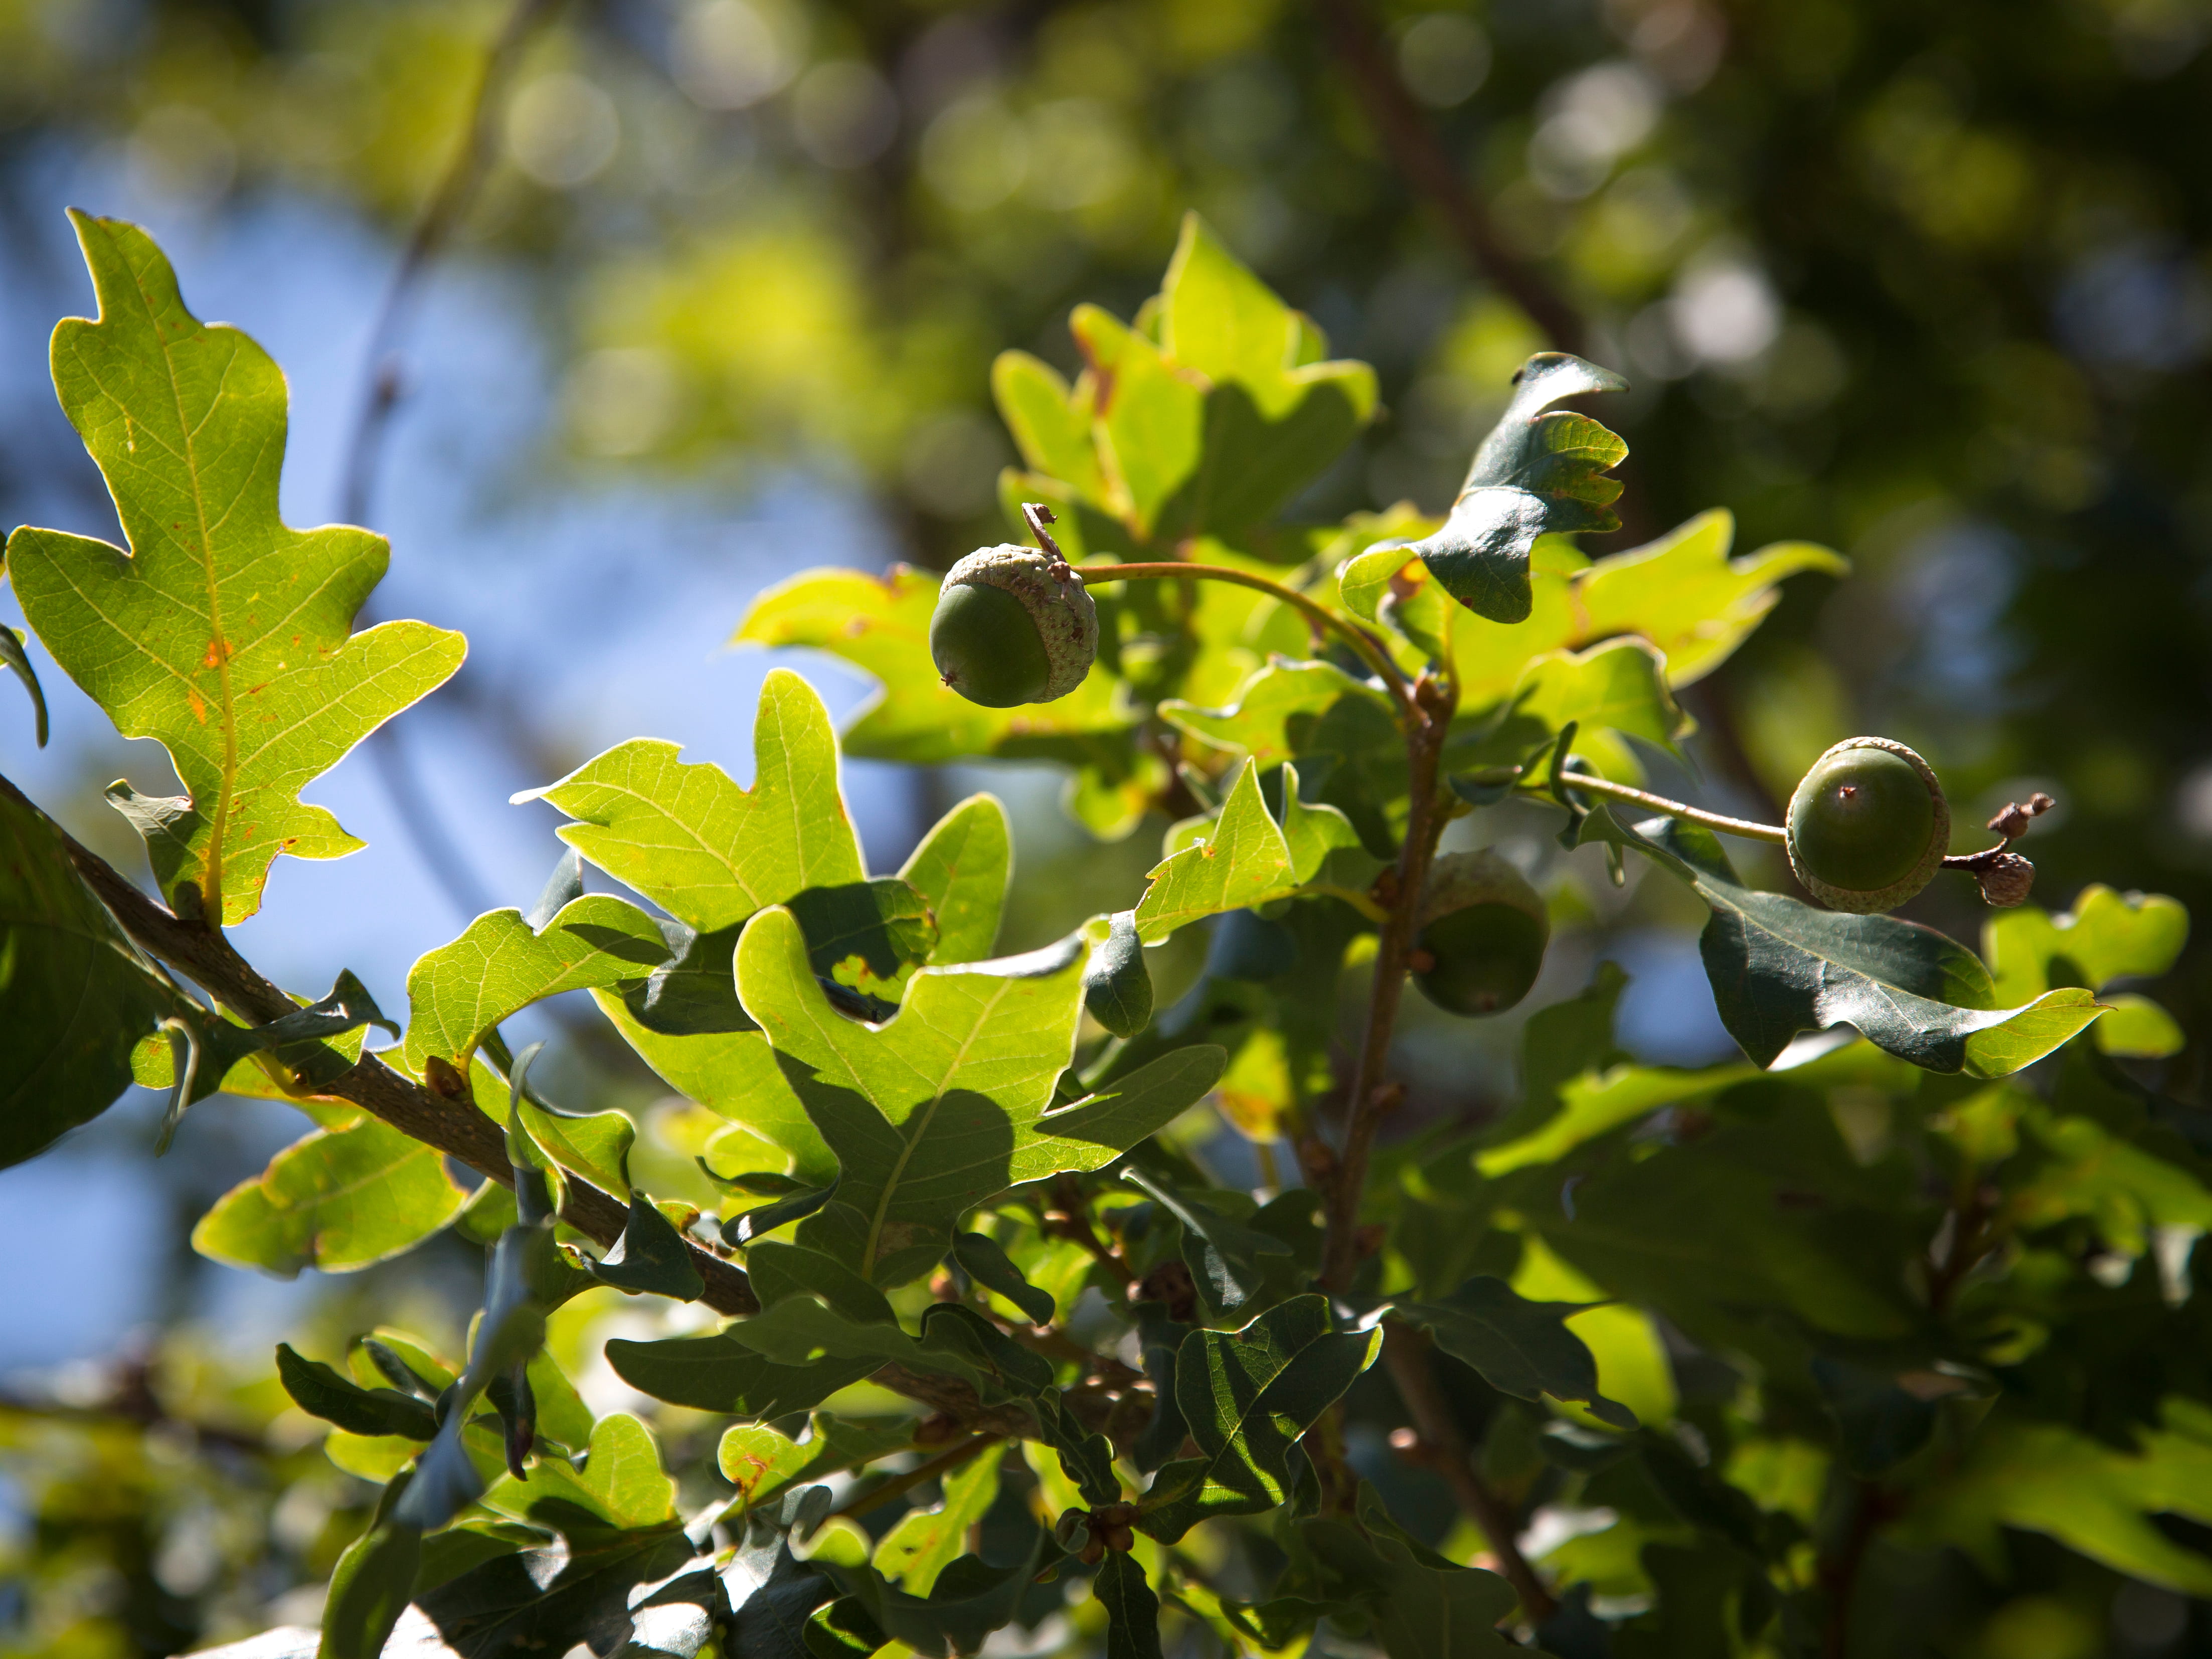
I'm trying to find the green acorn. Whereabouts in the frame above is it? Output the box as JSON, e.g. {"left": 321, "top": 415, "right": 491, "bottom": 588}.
{"left": 1410, "top": 850, "right": 1550, "bottom": 1018}
{"left": 1785, "top": 737, "right": 1949, "bottom": 914}
{"left": 929, "top": 544, "right": 1098, "bottom": 708}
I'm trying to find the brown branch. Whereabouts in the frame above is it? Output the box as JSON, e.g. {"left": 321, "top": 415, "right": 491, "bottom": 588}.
{"left": 1, "top": 769, "right": 1048, "bottom": 1436}
{"left": 1318, "top": 680, "right": 1453, "bottom": 1292}
{"left": 1381, "top": 1321, "right": 1557, "bottom": 1622}
{"left": 1312, "top": 0, "right": 1586, "bottom": 355}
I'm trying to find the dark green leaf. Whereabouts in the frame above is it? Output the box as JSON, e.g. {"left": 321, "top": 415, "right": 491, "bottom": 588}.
{"left": 0, "top": 786, "right": 177, "bottom": 1168}
{"left": 607, "top": 1332, "right": 878, "bottom": 1419}
{"left": 951, "top": 1231, "right": 1057, "bottom": 1326}
{"left": 1396, "top": 1280, "right": 1636, "bottom": 1428}
{"left": 1096, "top": 1552, "right": 1165, "bottom": 1659}
{"left": 1296, "top": 1485, "right": 1524, "bottom": 1658}
{"left": 824, "top": 1531, "right": 1054, "bottom": 1659}
{"left": 1405, "top": 353, "right": 1629, "bottom": 625}
{"left": 276, "top": 1343, "right": 437, "bottom": 1440}
{"left": 725, "top": 1181, "right": 839, "bottom": 1248}
{"left": 317, "top": 1469, "right": 421, "bottom": 1659}
{"left": 1123, "top": 1169, "right": 1291, "bottom": 1321}
{"left": 1083, "top": 910, "right": 1153, "bottom": 1038}
{"left": 591, "top": 1190, "right": 706, "bottom": 1301}
{"left": 1585, "top": 808, "right": 2102, "bottom": 1075}
{"left": 1139, "top": 1295, "right": 1381, "bottom": 1542}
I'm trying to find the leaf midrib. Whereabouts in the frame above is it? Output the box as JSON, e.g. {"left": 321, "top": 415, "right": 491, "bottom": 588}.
{"left": 146, "top": 271, "right": 240, "bottom": 918}
{"left": 860, "top": 975, "right": 1015, "bottom": 1279}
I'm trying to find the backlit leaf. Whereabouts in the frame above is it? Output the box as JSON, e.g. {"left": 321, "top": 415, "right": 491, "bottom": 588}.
{"left": 735, "top": 905, "right": 1225, "bottom": 1285}
{"left": 403, "top": 893, "right": 672, "bottom": 1072}
{"left": 1984, "top": 884, "right": 2189, "bottom": 1003}
{"left": 3, "top": 213, "right": 465, "bottom": 922}
{"left": 1133, "top": 759, "right": 1360, "bottom": 944}
{"left": 193, "top": 1114, "right": 466, "bottom": 1275}
{"left": 872, "top": 1444, "right": 1003, "bottom": 1595}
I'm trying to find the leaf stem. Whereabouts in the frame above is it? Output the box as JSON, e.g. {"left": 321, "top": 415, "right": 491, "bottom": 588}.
{"left": 1077, "top": 562, "right": 1417, "bottom": 722}
{"left": 1523, "top": 771, "right": 1789, "bottom": 845}
{"left": 1318, "top": 675, "right": 1454, "bottom": 1293}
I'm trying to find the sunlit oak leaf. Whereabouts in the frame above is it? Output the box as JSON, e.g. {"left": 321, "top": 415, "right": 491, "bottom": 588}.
{"left": 515, "top": 668, "right": 862, "bottom": 932}
{"left": 1984, "top": 883, "right": 2189, "bottom": 1003}
{"left": 1571, "top": 509, "right": 1846, "bottom": 687}
{"left": 1133, "top": 759, "right": 1360, "bottom": 944}
{"left": 734, "top": 905, "right": 1226, "bottom": 1285}
{"left": 193, "top": 1115, "right": 467, "bottom": 1275}
{"left": 1404, "top": 353, "right": 1628, "bottom": 625}
{"left": 3, "top": 213, "right": 464, "bottom": 922}
{"left": 403, "top": 893, "right": 673, "bottom": 1073}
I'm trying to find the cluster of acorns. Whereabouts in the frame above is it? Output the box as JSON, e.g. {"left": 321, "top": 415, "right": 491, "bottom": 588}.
{"left": 930, "top": 546, "right": 2019, "bottom": 1023}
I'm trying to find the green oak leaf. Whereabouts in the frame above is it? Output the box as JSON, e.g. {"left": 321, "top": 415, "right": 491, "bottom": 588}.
{"left": 1584, "top": 807, "right": 2103, "bottom": 1076}
{"left": 0, "top": 786, "right": 180, "bottom": 1168}
{"left": 951, "top": 1231, "right": 1057, "bottom": 1326}
{"left": 480, "top": 1411, "right": 680, "bottom": 1535}
{"left": 1984, "top": 883, "right": 2189, "bottom": 1002}
{"left": 736, "top": 905, "right": 1227, "bottom": 1285}
{"left": 1124, "top": 1168, "right": 1291, "bottom": 1321}
{"left": 721, "top": 1416, "right": 911, "bottom": 1516}
{"left": 1138, "top": 1294, "right": 1381, "bottom": 1543}
{"left": 1298, "top": 1485, "right": 1523, "bottom": 1658}
{"left": 402, "top": 892, "right": 672, "bottom": 1073}
{"left": 1482, "top": 637, "right": 1689, "bottom": 758}
{"left": 411, "top": 1525, "right": 706, "bottom": 1659}
{"left": 516, "top": 669, "right": 865, "bottom": 931}
{"left": 898, "top": 793, "right": 1011, "bottom": 964}
{"left": 2, "top": 213, "right": 465, "bottom": 922}
{"left": 1342, "top": 509, "right": 1843, "bottom": 711}
{"left": 1893, "top": 1415, "right": 2212, "bottom": 1596}
{"left": 193, "top": 1114, "right": 466, "bottom": 1275}
{"left": 823, "top": 1533, "right": 1053, "bottom": 1659}
{"left": 606, "top": 1329, "right": 877, "bottom": 1419}
{"left": 589, "top": 1189, "right": 705, "bottom": 1301}
{"left": 1161, "top": 660, "right": 1396, "bottom": 771}
{"left": 1396, "top": 1278, "right": 1636, "bottom": 1428}
{"left": 1096, "top": 1552, "right": 1166, "bottom": 1659}
{"left": 1403, "top": 353, "right": 1629, "bottom": 625}
{"left": 275, "top": 1343, "right": 437, "bottom": 1440}
{"left": 1001, "top": 214, "right": 1377, "bottom": 546}
{"left": 1474, "top": 1059, "right": 1756, "bottom": 1177}
{"left": 1133, "top": 759, "right": 1361, "bottom": 944}
{"left": 872, "top": 1444, "right": 1003, "bottom": 1595}
{"left": 1571, "top": 508, "right": 1847, "bottom": 687}
{"left": 557, "top": 687, "right": 1015, "bottom": 1179}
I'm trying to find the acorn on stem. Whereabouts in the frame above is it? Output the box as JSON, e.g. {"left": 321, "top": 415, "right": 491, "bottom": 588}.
{"left": 1409, "top": 850, "right": 1550, "bottom": 1018}
{"left": 930, "top": 543, "right": 1098, "bottom": 708}
{"left": 1785, "top": 737, "right": 1949, "bottom": 914}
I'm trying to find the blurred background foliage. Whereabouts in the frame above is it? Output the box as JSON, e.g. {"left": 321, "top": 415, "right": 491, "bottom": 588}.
{"left": 2, "top": 0, "right": 2209, "bottom": 1652}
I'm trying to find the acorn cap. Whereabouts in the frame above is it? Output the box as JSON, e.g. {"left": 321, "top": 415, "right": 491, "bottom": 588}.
{"left": 934, "top": 544, "right": 1098, "bottom": 705}
{"left": 1785, "top": 736, "right": 1950, "bottom": 914}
